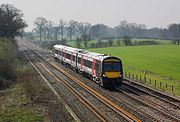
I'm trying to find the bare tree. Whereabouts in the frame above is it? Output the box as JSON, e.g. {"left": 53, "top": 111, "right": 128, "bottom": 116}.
{"left": 59, "top": 19, "right": 67, "bottom": 41}
{"left": 91, "top": 24, "right": 109, "bottom": 39}
{"left": 34, "top": 17, "right": 47, "bottom": 41}
{"left": 116, "top": 39, "right": 121, "bottom": 46}
{"left": 67, "top": 20, "right": 77, "bottom": 41}
{"left": 42, "top": 23, "right": 48, "bottom": 41}
{"left": 78, "top": 22, "right": 91, "bottom": 48}
{"left": 122, "top": 36, "right": 132, "bottom": 46}
{"left": 53, "top": 26, "right": 60, "bottom": 41}
{"left": 90, "top": 25, "right": 98, "bottom": 40}
{"left": 108, "top": 39, "right": 113, "bottom": 47}
{"left": 97, "top": 39, "right": 101, "bottom": 48}
{"left": 46, "top": 21, "right": 54, "bottom": 41}
{"left": 168, "top": 23, "right": 180, "bottom": 44}
{"left": 76, "top": 37, "right": 82, "bottom": 48}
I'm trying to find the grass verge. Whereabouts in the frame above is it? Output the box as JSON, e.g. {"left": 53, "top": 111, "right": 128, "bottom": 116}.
{"left": 93, "top": 45, "right": 180, "bottom": 96}
{"left": 0, "top": 49, "right": 74, "bottom": 121}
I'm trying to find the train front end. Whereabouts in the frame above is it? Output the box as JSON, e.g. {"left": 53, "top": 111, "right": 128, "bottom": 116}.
{"left": 101, "top": 57, "right": 123, "bottom": 88}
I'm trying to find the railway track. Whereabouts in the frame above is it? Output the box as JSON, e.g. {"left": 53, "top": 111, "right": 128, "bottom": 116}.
{"left": 121, "top": 83, "right": 180, "bottom": 117}
{"left": 20, "top": 41, "right": 142, "bottom": 122}
{"left": 20, "top": 41, "right": 180, "bottom": 122}
{"left": 59, "top": 63, "right": 179, "bottom": 122}
{"left": 114, "top": 87, "right": 179, "bottom": 122}
{"left": 20, "top": 43, "right": 108, "bottom": 122}
{"left": 123, "top": 78, "right": 180, "bottom": 108}
{"left": 19, "top": 44, "right": 81, "bottom": 122}
{"left": 21, "top": 42, "right": 157, "bottom": 121}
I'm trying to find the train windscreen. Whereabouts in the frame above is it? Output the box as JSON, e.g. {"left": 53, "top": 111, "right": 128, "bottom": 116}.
{"left": 103, "top": 62, "right": 121, "bottom": 71}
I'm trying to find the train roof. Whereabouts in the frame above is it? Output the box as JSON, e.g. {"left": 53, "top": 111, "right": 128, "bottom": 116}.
{"left": 77, "top": 49, "right": 111, "bottom": 61}
{"left": 82, "top": 51, "right": 109, "bottom": 58}
{"left": 53, "top": 44, "right": 81, "bottom": 52}
{"left": 53, "top": 44, "right": 113, "bottom": 60}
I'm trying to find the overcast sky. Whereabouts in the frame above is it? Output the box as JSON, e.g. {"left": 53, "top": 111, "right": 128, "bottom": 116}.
{"left": 1, "top": 0, "right": 180, "bottom": 31}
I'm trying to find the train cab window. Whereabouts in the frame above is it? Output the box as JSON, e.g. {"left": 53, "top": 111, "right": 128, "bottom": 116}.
{"left": 104, "top": 62, "right": 120, "bottom": 71}
{"left": 104, "top": 63, "right": 112, "bottom": 71}
{"left": 113, "top": 62, "right": 120, "bottom": 71}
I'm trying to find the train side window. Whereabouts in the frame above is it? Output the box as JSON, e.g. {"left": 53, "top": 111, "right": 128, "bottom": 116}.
{"left": 73, "top": 56, "right": 75, "bottom": 61}
{"left": 78, "top": 57, "right": 81, "bottom": 63}
{"left": 84, "top": 59, "right": 87, "bottom": 66}
{"left": 83, "top": 59, "right": 92, "bottom": 68}
{"left": 66, "top": 53, "right": 71, "bottom": 59}
{"left": 87, "top": 60, "right": 92, "bottom": 68}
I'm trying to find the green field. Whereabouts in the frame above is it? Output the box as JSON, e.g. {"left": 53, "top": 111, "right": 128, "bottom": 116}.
{"left": 92, "top": 45, "right": 180, "bottom": 96}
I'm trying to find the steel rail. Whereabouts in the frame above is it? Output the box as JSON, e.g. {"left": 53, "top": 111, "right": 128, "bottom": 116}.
{"left": 21, "top": 50, "right": 81, "bottom": 122}
{"left": 21, "top": 41, "right": 141, "bottom": 122}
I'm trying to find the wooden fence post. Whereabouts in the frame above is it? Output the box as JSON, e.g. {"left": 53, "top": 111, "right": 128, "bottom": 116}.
{"left": 132, "top": 74, "right": 134, "bottom": 79}
{"left": 160, "top": 82, "right": 162, "bottom": 87}
{"left": 136, "top": 75, "right": 138, "bottom": 81}
{"left": 144, "top": 76, "right": 146, "bottom": 82}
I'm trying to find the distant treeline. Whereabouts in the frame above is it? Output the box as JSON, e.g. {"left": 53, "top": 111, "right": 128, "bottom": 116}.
{"left": 24, "top": 17, "right": 180, "bottom": 47}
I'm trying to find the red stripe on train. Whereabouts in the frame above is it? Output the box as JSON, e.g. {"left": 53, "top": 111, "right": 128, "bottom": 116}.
{"left": 92, "top": 59, "right": 96, "bottom": 75}
{"left": 64, "top": 50, "right": 66, "bottom": 62}
{"left": 80, "top": 55, "right": 83, "bottom": 69}
{"left": 70, "top": 52, "right": 73, "bottom": 64}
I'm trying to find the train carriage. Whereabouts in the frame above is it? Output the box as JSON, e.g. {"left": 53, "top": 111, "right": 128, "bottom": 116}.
{"left": 62, "top": 46, "right": 78, "bottom": 69}
{"left": 53, "top": 45, "right": 123, "bottom": 88}
{"left": 53, "top": 45, "right": 66, "bottom": 61}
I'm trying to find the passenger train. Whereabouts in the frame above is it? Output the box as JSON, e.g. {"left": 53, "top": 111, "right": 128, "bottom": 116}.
{"left": 53, "top": 45, "right": 123, "bottom": 88}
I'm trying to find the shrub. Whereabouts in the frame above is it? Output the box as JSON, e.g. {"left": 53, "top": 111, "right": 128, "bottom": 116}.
{"left": 0, "top": 38, "right": 17, "bottom": 88}
{"left": 136, "top": 40, "right": 158, "bottom": 45}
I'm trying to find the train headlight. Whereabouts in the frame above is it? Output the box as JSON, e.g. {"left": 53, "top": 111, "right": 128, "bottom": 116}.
{"left": 103, "top": 74, "right": 106, "bottom": 77}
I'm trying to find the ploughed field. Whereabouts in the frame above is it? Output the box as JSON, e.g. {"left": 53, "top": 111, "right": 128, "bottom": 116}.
{"left": 92, "top": 45, "right": 180, "bottom": 96}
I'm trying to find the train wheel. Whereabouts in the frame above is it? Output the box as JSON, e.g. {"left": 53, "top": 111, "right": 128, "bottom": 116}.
{"left": 117, "top": 82, "right": 122, "bottom": 87}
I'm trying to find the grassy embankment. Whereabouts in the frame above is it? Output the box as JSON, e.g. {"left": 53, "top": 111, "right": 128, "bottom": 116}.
{"left": 0, "top": 39, "right": 74, "bottom": 122}
{"left": 93, "top": 45, "right": 180, "bottom": 96}
{"left": 0, "top": 38, "right": 44, "bottom": 121}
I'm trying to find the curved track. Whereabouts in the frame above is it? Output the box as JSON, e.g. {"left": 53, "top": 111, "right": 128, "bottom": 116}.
{"left": 19, "top": 41, "right": 141, "bottom": 122}
{"left": 19, "top": 41, "right": 180, "bottom": 122}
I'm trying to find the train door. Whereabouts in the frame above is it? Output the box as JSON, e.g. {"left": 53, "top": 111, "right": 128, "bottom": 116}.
{"left": 75, "top": 53, "right": 78, "bottom": 68}
{"left": 95, "top": 60, "right": 101, "bottom": 78}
